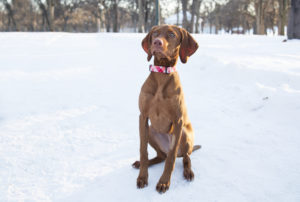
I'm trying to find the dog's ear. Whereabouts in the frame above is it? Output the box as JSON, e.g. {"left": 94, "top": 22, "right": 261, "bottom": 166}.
{"left": 179, "top": 28, "right": 198, "bottom": 63}
{"left": 142, "top": 26, "right": 157, "bottom": 61}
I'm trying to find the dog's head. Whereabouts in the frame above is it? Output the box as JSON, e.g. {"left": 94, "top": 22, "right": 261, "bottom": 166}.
{"left": 142, "top": 25, "right": 198, "bottom": 65}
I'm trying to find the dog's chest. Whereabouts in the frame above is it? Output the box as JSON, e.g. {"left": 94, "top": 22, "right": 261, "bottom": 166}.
{"left": 139, "top": 73, "right": 182, "bottom": 134}
{"left": 147, "top": 87, "right": 174, "bottom": 132}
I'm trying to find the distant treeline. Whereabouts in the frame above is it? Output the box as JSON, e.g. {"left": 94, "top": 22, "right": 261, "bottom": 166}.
{"left": 0, "top": 0, "right": 290, "bottom": 35}
{"left": 0, "top": 0, "right": 155, "bottom": 32}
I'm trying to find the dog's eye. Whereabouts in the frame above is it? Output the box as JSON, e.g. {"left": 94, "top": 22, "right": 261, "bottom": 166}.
{"left": 168, "top": 32, "right": 175, "bottom": 38}
{"left": 152, "top": 32, "right": 159, "bottom": 37}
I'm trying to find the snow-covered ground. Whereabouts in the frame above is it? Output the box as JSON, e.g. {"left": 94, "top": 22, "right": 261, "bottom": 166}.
{"left": 0, "top": 33, "right": 300, "bottom": 202}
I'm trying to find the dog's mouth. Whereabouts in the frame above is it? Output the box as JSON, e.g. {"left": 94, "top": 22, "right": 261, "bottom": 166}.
{"left": 153, "top": 51, "right": 165, "bottom": 57}
{"left": 151, "top": 47, "right": 163, "bottom": 54}
{"left": 151, "top": 48, "right": 171, "bottom": 60}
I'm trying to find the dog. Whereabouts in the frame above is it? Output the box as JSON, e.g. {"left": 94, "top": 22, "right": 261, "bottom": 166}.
{"left": 132, "top": 25, "right": 200, "bottom": 193}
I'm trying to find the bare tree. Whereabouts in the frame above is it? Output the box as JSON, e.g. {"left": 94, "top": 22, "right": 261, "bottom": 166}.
{"left": 47, "top": 0, "right": 54, "bottom": 30}
{"left": 190, "top": 0, "right": 197, "bottom": 32}
{"left": 1, "top": 0, "right": 17, "bottom": 31}
{"left": 288, "top": 0, "right": 300, "bottom": 39}
{"left": 181, "top": 0, "right": 188, "bottom": 30}
{"left": 195, "top": 0, "right": 202, "bottom": 33}
{"left": 112, "top": 0, "right": 118, "bottom": 32}
{"left": 35, "top": 0, "right": 52, "bottom": 31}
{"left": 138, "top": 0, "right": 144, "bottom": 32}
{"left": 254, "top": 0, "right": 272, "bottom": 35}
{"left": 61, "top": 0, "right": 79, "bottom": 32}
{"left": 278, "top": 0, "right": 288, "bottom": 35}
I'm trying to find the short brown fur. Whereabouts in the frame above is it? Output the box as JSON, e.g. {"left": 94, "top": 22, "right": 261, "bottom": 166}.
{"left": 133, "top": 25, "right": 200, "bottom": 193}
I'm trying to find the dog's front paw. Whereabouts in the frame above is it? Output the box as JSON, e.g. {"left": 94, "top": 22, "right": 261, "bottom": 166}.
{"left": 183, "top": 168, "right": 194, "bottom": 181}
{"left": 132, "top": 161, "right": 140, "bottom": 169}
{"left": 156, "top": 180, "right": 170, "bottom": 193}
{"left": 137, "top": 175, "right": 148, "bottom": 188}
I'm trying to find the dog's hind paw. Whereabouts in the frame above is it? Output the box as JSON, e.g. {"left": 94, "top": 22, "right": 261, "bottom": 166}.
{"left": 132, "top": 161, "right": 140, "bottom": 169}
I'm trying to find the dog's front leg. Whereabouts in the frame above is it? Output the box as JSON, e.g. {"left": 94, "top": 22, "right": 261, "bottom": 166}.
{"left": 137, "top": 114, "right": 149, "bottom": 188}
{"left": 156, "top": 119, "right": 183, "bottom": 193}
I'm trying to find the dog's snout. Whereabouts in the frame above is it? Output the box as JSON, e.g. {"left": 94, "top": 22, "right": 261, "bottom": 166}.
{"left": 153, "top": 38, "right": 163, "bottom": 47}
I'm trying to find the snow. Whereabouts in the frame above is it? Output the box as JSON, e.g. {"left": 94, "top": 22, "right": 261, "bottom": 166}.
{"left": 0, "top": 33, "right": 300, "bottom": 202}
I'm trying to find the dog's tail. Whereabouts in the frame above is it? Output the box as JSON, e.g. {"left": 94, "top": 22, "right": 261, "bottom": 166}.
{"left": 192, "top": 145, "right": 201, "bottom": 152}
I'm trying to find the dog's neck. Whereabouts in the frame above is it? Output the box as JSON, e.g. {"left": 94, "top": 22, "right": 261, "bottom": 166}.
{"left": 151, "top": 57, "right": 180, "bottom": 87}
{"left": 150, "top": 57, "right": 180, "bottom": 86}
{"left": 154, "top": 57, "right": 178, "bottom": 67}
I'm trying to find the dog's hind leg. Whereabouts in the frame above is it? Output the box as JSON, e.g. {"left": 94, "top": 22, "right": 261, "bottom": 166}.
{"left": 132, "top": 127, "right": 167, "bottom": 169}
{"left": 132, "top": 149, "right": 166, "bottom": 169}
{"left": 132, "top": 154, "right": 165, "bottom": 169}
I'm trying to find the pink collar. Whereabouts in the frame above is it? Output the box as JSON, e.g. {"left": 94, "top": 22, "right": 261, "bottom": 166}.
{"left": 149, "top": 65, "right": 176, "bottom": 74}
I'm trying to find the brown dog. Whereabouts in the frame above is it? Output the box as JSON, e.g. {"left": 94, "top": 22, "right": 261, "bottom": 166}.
{"left": 133, "top": 25, "right": 200, "bottom": 193}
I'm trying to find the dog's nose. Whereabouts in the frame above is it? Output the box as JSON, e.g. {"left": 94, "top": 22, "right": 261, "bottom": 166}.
{"left": 153, "top": 38, "right": 163, "bottom": 47}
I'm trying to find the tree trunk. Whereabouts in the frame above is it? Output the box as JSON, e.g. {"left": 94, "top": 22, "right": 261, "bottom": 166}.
{"left": 215, "top": 17, "right": 219, "bottom": 34}
{"left": 29, "top": 3, "right": 34, "bottom": 31}
{"left": 214, "top": 4, "right": 220, "bottom": 34}
{"left": 176, "top": 0, "right": 180, "bottom": 26}
{"left": 4, "top": 1, "right": 17, "bottom": 31}
{"left": 155, "top": 0, "right": 160, "bottom": 25}
{"left": 278, "top": 0, "right": 287, "bottom": 35}
{"left": 98, "top": 7, "right": 104, "bottom": 32}
{"left": 46, "top": 0, "right": 54, "bottom": 31}
{"left": 181, "top": 0, "right": 188, "bottom": 29}
{"left": 255, "top": 0, "right": 266, "bottom": 35}
{"left": 63, "top": 16, "right": 69, "bottom": 31}
{"left": 144, "top": 1, "right": 149, "bottom": 31}
{"left": 195, "top": 0, "right": 202, "bottom": 33}
{"left": 112, "top": 0, "right": 118, "bottom": 32}
{"left": 253, "top": 21, "right": 257, "bottom": 34}
{"left": 201, "top": 20, "right": 204, "bottom": 33}
{"left": 190, "top": 0, "right": 198, "bottom": 33}
{"left": 38, "top": 1, "right": 51, "bottom": 31}
{"left": 138, "top": 0, "right": 144, "bottom": 32}
{"left": 105, "top": 11, "right": 110, "bottom": 32}
{"left": 288, "top": 0, "right": 300, "bottom": 39}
